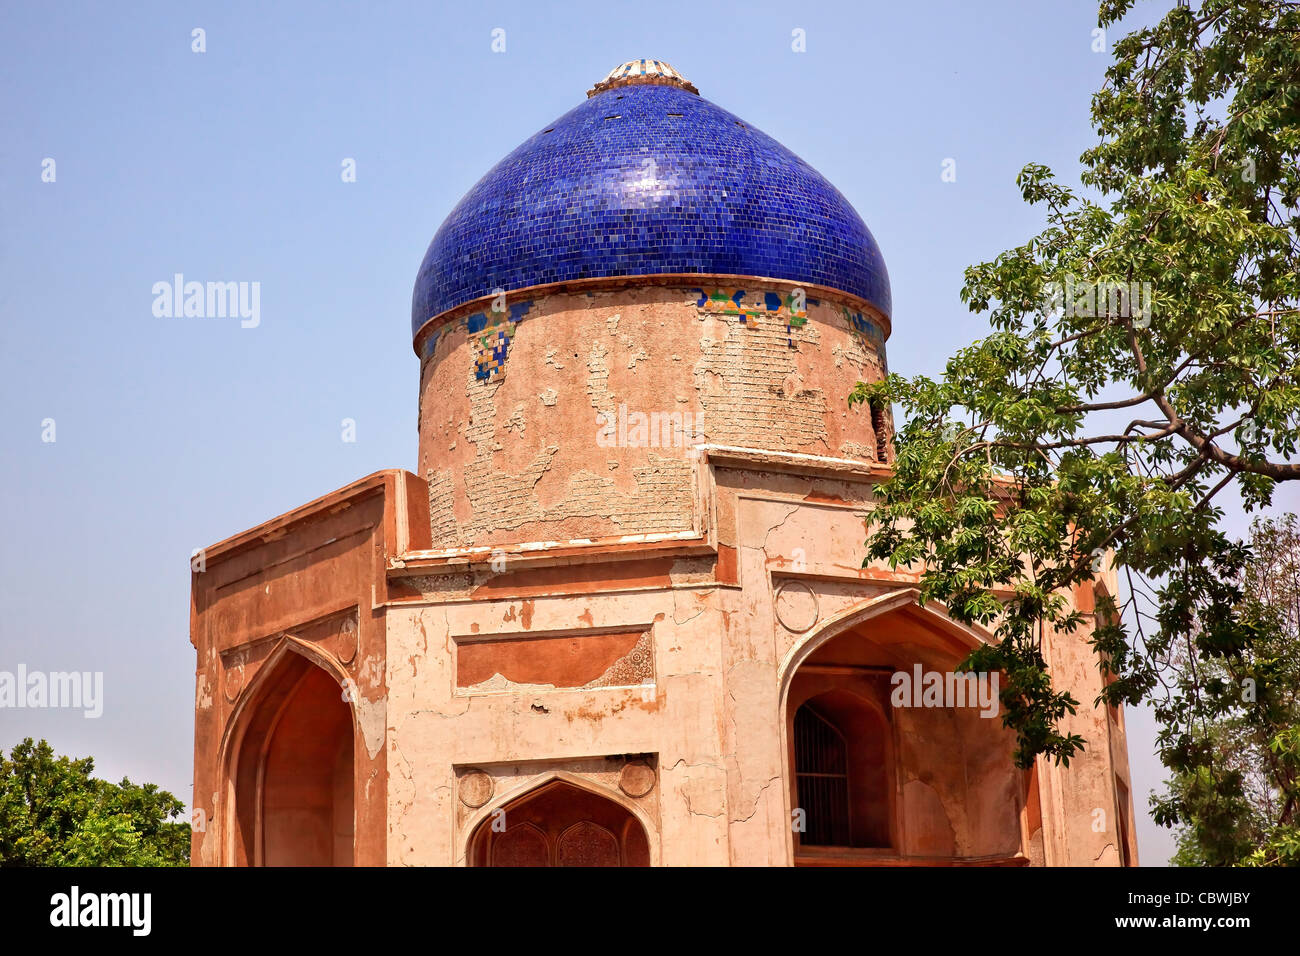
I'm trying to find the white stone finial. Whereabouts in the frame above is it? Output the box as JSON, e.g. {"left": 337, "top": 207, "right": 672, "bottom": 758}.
{"left": 588, "top": 59, "right": 698, "bottom": 97}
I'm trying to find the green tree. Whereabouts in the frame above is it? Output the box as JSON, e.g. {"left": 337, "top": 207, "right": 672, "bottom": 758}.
{"left": 0, "top": 738, "right": 189, "bottom": 866}
{"left": 851, "top": 0, "right": 1300, "bottom": 856}
{"left": 1161, "top": 515, "right": 1300, "bottom": 866}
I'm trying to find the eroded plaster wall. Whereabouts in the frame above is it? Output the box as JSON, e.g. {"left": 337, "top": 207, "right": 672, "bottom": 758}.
{"left": 382, "top": 457, "right": 1101, "bottom": 866}
{"left": 415, "top": 283, "right": 891, "bottom": 550}
{"left": 383, "top": 554, "right": 733, "bottom": 866}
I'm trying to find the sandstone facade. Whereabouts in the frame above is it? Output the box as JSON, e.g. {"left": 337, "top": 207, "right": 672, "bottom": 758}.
{"left": 190, "top": 277, "right": 1137, "bottom": 866}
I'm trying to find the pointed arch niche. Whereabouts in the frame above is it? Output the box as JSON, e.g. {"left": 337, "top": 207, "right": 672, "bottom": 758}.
{"left": 779, "top": 589, "right": 1026, "bottom": 866}
{"left": 466, "top": 778, "right": 651, "bottom": 867}
{"left": 220, "top": 641, "right": 357, "bottom": 866}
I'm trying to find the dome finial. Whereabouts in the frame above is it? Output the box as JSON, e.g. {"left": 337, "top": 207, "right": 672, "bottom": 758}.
{"left": 587, "top": 59, "right": 698, "bottom": 97}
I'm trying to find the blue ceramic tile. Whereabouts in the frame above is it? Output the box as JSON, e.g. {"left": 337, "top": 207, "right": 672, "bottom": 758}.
{"left": 411, "top": 82, "right": 891, "bottom": 337}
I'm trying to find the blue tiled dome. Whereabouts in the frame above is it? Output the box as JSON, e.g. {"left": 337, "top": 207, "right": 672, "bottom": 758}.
{"left": 411, "top": 61, "right": 891, "bottom": 339}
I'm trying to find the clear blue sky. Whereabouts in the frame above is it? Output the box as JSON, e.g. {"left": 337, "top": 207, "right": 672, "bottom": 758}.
{"left": 2, "top": 0, "right": 1293, "bottom": 865}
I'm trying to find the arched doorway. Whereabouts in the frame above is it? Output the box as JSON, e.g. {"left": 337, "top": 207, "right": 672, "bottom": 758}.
{"left": 780, "top": 591, "right": 1024, "bottom": 865}
{"left": 792, "top": 691, "right": 892, "bottom": 848}
{"left": 468, "top": 780, "right": 650, "bottom": 867}
{"left": 225, "top": 646, "right": 355, "bottom": 866}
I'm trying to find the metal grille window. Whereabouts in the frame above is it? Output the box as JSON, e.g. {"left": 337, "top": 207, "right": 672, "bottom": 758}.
{"left": 794, "top": 704, "right": 851, "bottom": 846}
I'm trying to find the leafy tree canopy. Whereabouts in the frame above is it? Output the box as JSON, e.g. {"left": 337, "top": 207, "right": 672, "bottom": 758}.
{"left": 0, "top": 737, "right": 189, "bottom": 866}
{"left": 1161, "top": 514, "right": 1300, "bottom": 866}
{"left": 851, "top": 0, "right": 1300, "bottom": 841}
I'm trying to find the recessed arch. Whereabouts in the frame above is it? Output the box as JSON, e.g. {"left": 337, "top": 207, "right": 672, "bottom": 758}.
{"left": 464, "top": 772, "right": 656, "bottom": 867}
{"left": 218, "top": 637, "right": 359, "bottom": 866}
{"left": 492, "top": 821, "right": 549, "bottom": 867}
{"left": 778, "top": 588, "right": 995, "bottom": 708}
{"left": 217, "top": 636, "right": 357, "bottom": 771}
{"left": 792, "top": 690, "right": 894, "bottom": 848}
{"left": 778, "top": 588, "right": 1008, "bottom": 866}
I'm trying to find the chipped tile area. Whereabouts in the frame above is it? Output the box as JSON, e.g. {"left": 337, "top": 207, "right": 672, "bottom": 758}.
{"left": 693, "top": 287, "right": 817, "bottom": 348}
{"left": 420, "top": 300, "right": 535, "bottom": 381}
